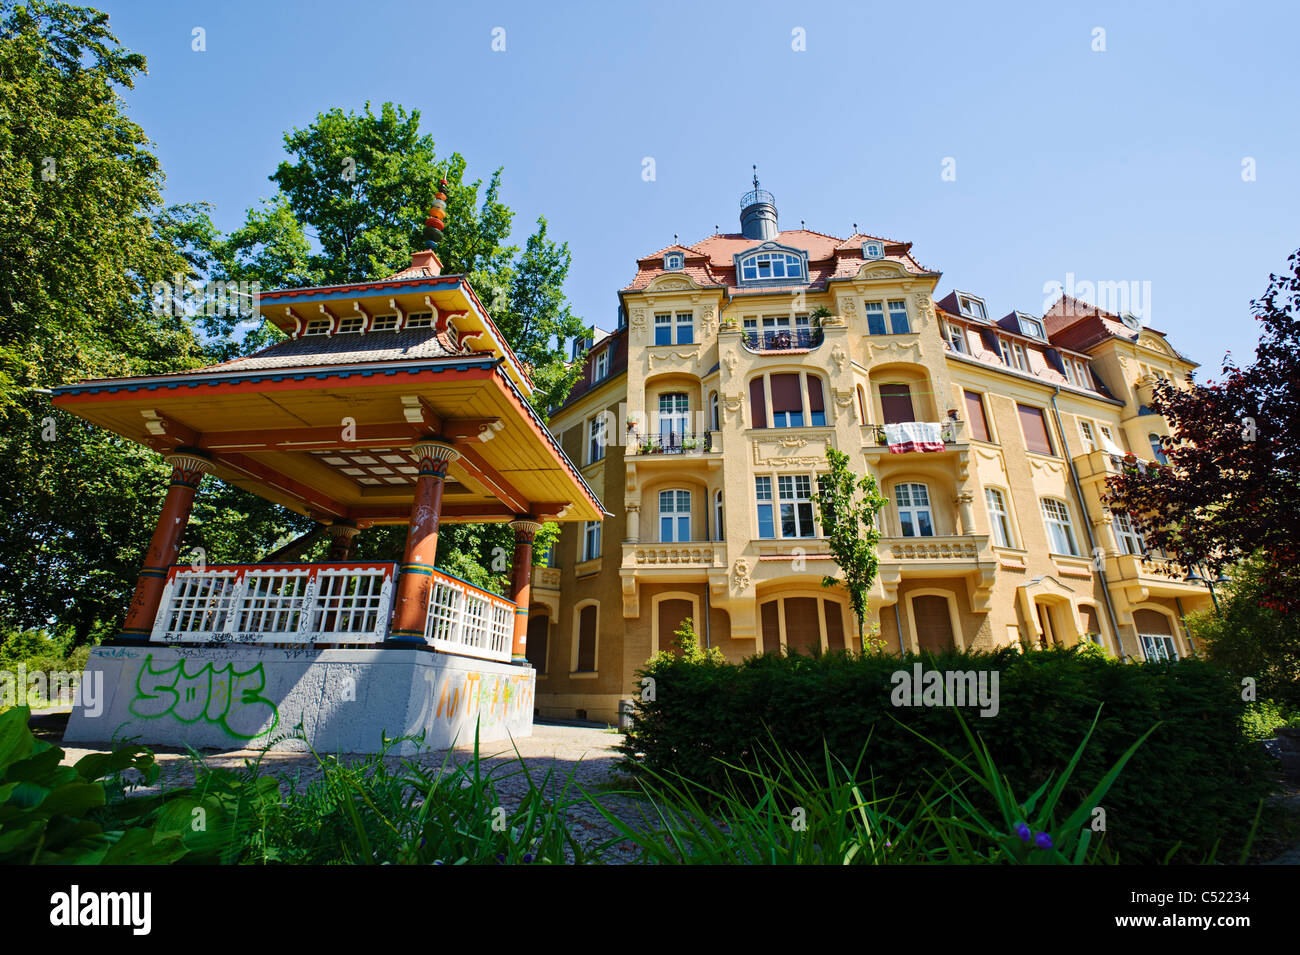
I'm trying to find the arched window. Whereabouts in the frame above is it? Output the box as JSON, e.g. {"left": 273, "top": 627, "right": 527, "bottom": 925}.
{"left": 659, "top": 489, "right": 691, "bottom": 542}
{"left": 709, "top": 391, "right": 719, "bottom": 431}
{"left": 1040, "top": 498, "right": 1079, "bottom": 556}
{"left": 574, "top": 604, "right": 598, "bottom": 672}
{"left": 739, "top": 250, "right": 804, "bottom": 282}
{"left": 714, "top": 490, "right": 724, "bottom": 541}
{"left": 984, "top": 487, "right": 1014, "bottom": 548}
{"left": 1148, "top": 433, "right": 1168, "bottom": 465}
{"left": 1134, "top": 609, "right": 1177, "bottom": 661}
{"left": 895, "top": 483, "right": 934, "bottom": 538}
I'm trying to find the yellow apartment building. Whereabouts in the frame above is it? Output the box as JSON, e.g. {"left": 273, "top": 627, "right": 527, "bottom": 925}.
{"left": 529, "top": 182, "right": 1213, "bottom": 724}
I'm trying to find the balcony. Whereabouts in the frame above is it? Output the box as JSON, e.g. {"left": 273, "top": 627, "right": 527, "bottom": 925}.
{"left": 881, "top": 534, "right": 989, "bottom": 564}
{"left": 151, "top": 561, "right": 515, "bottom": 663}
{"left": 630, "top": 431, "right": 714, "bottom": 455}
{"left": 622, "top": 541, "right": 726, "bottom": 569}
{"left": 742, "top": 328, "right": 824, "bottom": 352}
{"left": 865, "top": 419, "right": 960, "bottom": 450}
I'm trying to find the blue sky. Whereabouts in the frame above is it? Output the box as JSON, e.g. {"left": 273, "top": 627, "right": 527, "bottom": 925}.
{"left": 99, "top": 0, "right": 1298, "bottom": 374}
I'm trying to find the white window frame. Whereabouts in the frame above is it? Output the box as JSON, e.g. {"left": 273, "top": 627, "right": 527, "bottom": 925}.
{"left": 304, "top": 318, "right": 330, "bottom": 336}
{"left": 1041, "top": 498, "right": 1080, "bottom": 556}
{"left": 958, "top": 295, "right": 987, "bottom": 321}
{"left": 755, "top": 476, "right": 775, "bottom": 539}
{"left": 664, "top": 252, "right": 684, "bottom": 270}
{"left": 864, "top": 301, "right": 887, "bottom": 335}
{"left": 1018, "top": 315, "right": 1045, "bottom": 339}
{"left": 653, "top": 313, "right": 672, "bottom": 345}
{"left": 1078, "top": 419, "right": 1096, "bottom": 452}
{"left": 581, "top": 521, "right": 601, "bottom": 562}
{"left": 1140, "top": 632, "right": 1179, "bottom": 662}
{"left": 1112, "top": 510, "right": 1145, "bottom": 556}
{"left": 405, "top": 312, "right": 433, "bottom": 328}
{"left": 659, "top": 489, "right": 691, "bottom": 543}
{"left": 895, "top": 483, "right": 935, "bottom": 538}
{"left": 714, "top": 490, "right": 724, "bottom": 541}
{"left": 985, "top": 487, "right": 1015, "bottom": 548}
{"left": 862, "top": 241, "right": 884, "bottom": 259}
{"left": 944, "top": 320, "right": 967, "bottom": 353}
{"left": 886, "top": 299, "right": 910, "bottom": 334}
{"left": 674, "top": 311, "right": 694, "bottom": 344}
{"left": 739, "top": 251, "right": 803, "bottom": 283}
{"left": 593, "top": 348, "right": 610, "bottom": 381}
{"left": 370, "top": 314, "right": 398, "bottom": 331}
{"left": 586, "top": 415, "right": 606, "bottom": 465}
{"left": 777, "top": 474, "right": 817, "bottom": 539}
{"left": 658, "top": 392, "right": 689, "bottom": 443}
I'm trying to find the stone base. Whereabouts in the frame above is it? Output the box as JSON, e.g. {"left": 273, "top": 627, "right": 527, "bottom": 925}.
{"left": 62, "top": 644, "right": 534, "bottom": 755}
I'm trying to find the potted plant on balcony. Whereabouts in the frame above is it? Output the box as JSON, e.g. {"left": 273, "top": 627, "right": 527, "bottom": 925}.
{"left": 681, "top": 435, "right": 699, "bottom": 451}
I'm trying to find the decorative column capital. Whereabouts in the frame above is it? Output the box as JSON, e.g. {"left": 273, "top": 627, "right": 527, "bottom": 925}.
{"left": 411, "top": 439, "right": 460, "bottom": 477}
{"left": 327, "top": 520, "right": 360, "bottom": 541}
{"left": 508, "top": 517, "right": 543, "bottom": 541}
{"left": 163, "top": 451, "right": 212, "bottom": 488}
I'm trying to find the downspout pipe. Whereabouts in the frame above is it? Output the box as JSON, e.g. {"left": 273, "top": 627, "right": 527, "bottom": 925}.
{"left": 1049, "top": 386, "right": 1124, "bottom": 657}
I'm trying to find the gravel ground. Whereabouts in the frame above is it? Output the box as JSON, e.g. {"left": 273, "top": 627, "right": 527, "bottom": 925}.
{"left": 49, "top": 716, "right": 657, "bottom": 863}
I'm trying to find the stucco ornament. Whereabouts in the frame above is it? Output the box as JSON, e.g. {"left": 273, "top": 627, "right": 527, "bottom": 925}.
{"left": 830, "top": 345, "right": 847, "bottom": 373}
{"left": 731, "top": 558, "right": 751, "bottom": 593}
{"left": 722, "top": 349, "right": 738, "bottom": 378}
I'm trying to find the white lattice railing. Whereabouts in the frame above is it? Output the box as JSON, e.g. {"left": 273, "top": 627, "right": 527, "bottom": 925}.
{"left": 152, "top": 562, "right": 397, "bottom": 644}
{"left": 424, "top": 570, "right": 515, "bottom": 663}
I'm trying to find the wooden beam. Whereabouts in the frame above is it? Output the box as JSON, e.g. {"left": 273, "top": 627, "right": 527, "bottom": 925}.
{"left": 200, "top": 424, "right": 421, "bottom": 452}
{"left": 400, "top": 395, "right": 442, "bottom": 432}
{"left": 349, "top": 503, "right": 516, "bottom": 523}
{"left": 441, "top": 418, "right": 504, "bottom": 443}
{"left": 453, "top": 443, "right": 529, "bottom": 514}
{"left": 213, "top": 451, "right": 347, "bottom": 518}
{"left": 530, "top": 501, "right": 577, "bottom": 522}
{"left": 140, "top": 409, "right": 200, "bottom": 449}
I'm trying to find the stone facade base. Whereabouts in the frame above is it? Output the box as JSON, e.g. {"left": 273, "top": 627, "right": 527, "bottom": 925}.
{"left": 63, "top": 644, "right": 535, "bottom": 755}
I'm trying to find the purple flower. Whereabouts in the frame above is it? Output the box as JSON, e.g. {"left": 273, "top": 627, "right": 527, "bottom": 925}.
{"left": 522, "top": 853, "right": 534, "bottom": 864}
{"left": 1034, "top": 831, "right": 1053, "bottom": 850}
{"left": 1014, "top": 822, "right": 1031, "bottom": 842}
{"left": 496, "top": 853, "right": 506, "bottom": 864}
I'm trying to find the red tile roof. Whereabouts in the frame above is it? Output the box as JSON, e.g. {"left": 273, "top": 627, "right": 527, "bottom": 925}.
{"left": 622, "top": 229, "right": 933, "bottom": 296}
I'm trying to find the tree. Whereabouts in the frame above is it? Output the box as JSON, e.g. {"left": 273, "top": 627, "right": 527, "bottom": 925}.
{"left": 1187, "top": 553, "right": 1300, "bottom": 709}
{"left": 211, "top": 103, "right": 589, "bottom": 585}
{"left": 1105, "top": 250, "right": 1300, "bottom": 612}
{"left": 813, "top": 447, "right": 888, "bottom": 650}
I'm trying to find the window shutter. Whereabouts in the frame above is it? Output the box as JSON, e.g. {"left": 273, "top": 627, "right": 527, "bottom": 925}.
{"left": 880, "top": 384, "right": 915, "bottom": 424}
{"left": 760, "top": 600, "right": 781, "bottom": 653}
{"left": 771, "top": 373, "right": 801, "bottom": 414}
{"left": 1080, "top": 606, "right": 1100, "bottom": 639}
{"left": 749, "top": 377, "right": 767, "bottom": 428}
{"left": 964, "top": 390, "right": 990, "bottom": 442}
{"left": 577, "top": 606, "right": 598, "bottom": 671}
{"left": 657, "top": 599, "right": 693, "bottom": 656}
{"left": 1133, "top": 609, "right": 1172, "bottom": 636}
{"left": 824, "top": 600, "right": 846, "bottom": 651}
{"left": 913, "top": 596, "right": 955, "bottom": 652}
{"left": 1017, "top": 404, "right": 1053, "bottom": 454}
{"left": 807, "top": 376, "right": 825, "bottom": 414}
{"left": 784, "top": 597, "right": 821, "bottom": 655}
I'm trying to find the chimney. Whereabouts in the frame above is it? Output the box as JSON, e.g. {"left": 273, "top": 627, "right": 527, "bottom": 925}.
{"left": 739, "top": 166, "right": 778, "bottom": 240}
{"left": 407, "top": 249, "right": 442, "bottom": 276}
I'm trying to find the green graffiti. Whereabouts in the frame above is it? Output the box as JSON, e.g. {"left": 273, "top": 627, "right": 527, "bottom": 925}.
{"left": 129, "top": 655, "right": 279, "bottom": 740}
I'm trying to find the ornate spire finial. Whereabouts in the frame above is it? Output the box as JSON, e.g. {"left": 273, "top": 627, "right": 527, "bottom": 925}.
{"left": 752, "top": 164, "right": 760, "bottom": 191}
{"left": 424, "top": 178, "right": 449, "bottom": 250}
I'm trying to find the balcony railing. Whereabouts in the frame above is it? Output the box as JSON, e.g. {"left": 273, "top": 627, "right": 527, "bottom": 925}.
{"left": 867, "top": 420, "right": 960, "bottom": 447}
{"left": 632, "top": 431, "right": 713, "bottom": 454}
{"left": 424, "top": 570, "right": 516, "bottom": 663}
{"left": 151, "top": 562, "right": 516, "bottom": 663}
{"left": 742, "top": 328, "right": 823, "bottom": 351}
{"left": 881, "top": 535, "right": 987, "bottom": 562}
{"left": 152, "top": 562, "right": 398, "bottom": 644}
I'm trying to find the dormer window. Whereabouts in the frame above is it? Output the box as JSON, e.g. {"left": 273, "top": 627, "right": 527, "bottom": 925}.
{"left": 1017, "top": 314, "right": 1045, "bottom": 339}
{"left": 338, "top": 316, "right": 364, "bottom": 334}
{"left": 664, "top": 252, "right": 684, "bottom": 271}
{"left": 405, "top": 312, "right": 433, "bottom": 328}
{"left": 957, "top": 294, "right": 987, "bottom": 321}
{"left": 593, "top": 348, "right": 610, "bottom": 382}
{"left": 371, "top": 314, "right": 398, "bottom": 331}
{"left": 739, "top": 250, "right": 804, "bottom": 282}
{"left": 862, "top": 241, "right": 884, "bottom": 260}
{"left": 571, "top": 337, "right": 591, "bottom": 361}
{"left": 303, "top": 318, "right": 330, "bottom": 336}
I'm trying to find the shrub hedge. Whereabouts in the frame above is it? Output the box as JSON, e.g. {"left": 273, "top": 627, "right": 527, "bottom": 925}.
{"left": 619, "top": 647, "right": 1275, "bottom": 863}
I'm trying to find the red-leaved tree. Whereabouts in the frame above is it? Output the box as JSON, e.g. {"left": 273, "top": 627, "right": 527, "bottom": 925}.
{"left": 1104, "top": 250, "right": 1300, "bottom": 611}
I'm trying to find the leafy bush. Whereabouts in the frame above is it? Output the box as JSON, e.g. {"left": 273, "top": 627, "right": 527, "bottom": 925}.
{"left": 1190, "top": 552, "right": 1300, "bottom": 708}
{"left": 620, "top": 647, "right": 1275, "bottom": 864}
{"left": 1241, "top": 700, "right": 1300, "bottom": 741}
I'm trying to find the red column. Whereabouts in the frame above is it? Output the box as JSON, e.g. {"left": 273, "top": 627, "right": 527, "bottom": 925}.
{"left": 120, "top": 452, "right": 211, "bottom": 641}
{"left": 389, "top": 440, "right": 459, "bottom": 642}
{"left": 508, "top": 518, "right": 542, "bottom": 664}
{"left": 326, "top": 520, "right": 359, "bottom": 560}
